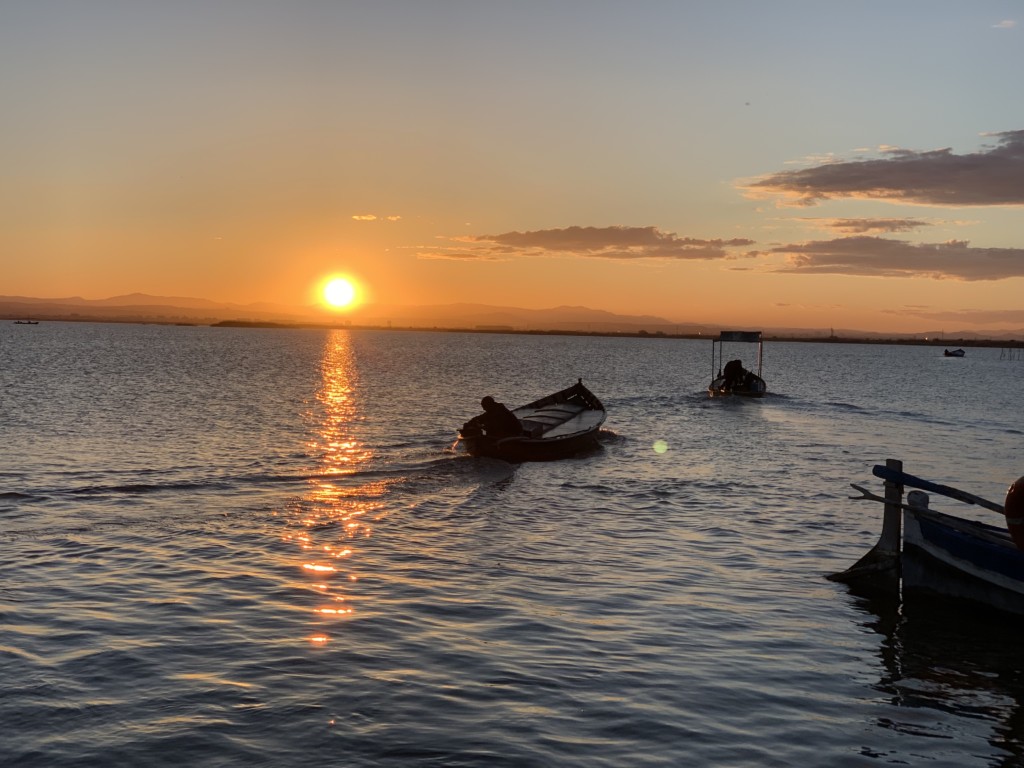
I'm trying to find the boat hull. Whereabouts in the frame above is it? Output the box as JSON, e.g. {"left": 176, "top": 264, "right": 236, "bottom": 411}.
{"left": 460, "top": 429, "right": 602, "bottom": 462}
{"left": 708, "top": 374, "right": 767, "bottom": 398}
{"left": 459, "top": 380, "right": 606, "bottom": 462}
{"left": 902, "top": 508, "right": 1024, "bottom": 615}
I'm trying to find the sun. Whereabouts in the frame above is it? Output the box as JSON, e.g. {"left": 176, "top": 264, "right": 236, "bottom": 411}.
{"left": 322, "top": 277, "right": 357, "bottom": 309}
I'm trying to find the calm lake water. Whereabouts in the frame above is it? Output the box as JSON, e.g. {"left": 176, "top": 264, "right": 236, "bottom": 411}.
{"left": 3, "top": 322, "right": 1024, "bottom": 767}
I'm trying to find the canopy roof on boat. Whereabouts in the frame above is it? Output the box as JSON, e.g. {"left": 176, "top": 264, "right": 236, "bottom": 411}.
{"left": 716, "top": 331, "right": 761, "bottom": 342}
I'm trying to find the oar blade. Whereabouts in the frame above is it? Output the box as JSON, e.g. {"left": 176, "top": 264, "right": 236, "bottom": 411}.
{"left": 871, "top": 464, "right": 1004, "bottom": 513}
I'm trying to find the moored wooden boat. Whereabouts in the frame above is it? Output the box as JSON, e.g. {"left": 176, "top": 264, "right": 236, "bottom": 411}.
{"left": 708, "top": 331, "right": 767, "bottom": 397}
{"left": 458, "top": 379, "right": 606, "bottom": 461}
{"left": 830, "top": 459, "right": 1024, "bottom": 615}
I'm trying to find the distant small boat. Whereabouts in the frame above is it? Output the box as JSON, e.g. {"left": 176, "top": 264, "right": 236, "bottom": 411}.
{"left": 831, "top": 459, "right": 1024, "bottom": 616}
{"left": 13, "top": 319, "right": 39, "bottom": 325}
{"left": 708, "top": 331, "right": 767, "bottom": 397}
{"left": 458, "top": 379, "right": 606, "bottom": 461}
{"left": 944, "top": 348, "right": 965, "bottom": 357}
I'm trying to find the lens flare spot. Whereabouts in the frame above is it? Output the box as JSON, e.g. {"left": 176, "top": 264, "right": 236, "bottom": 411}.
{"left": 653, "top": 440, "right": 669, "bottom": 454}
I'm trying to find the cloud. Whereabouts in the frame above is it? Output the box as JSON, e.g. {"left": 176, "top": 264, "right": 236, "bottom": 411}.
{"left": 352, "top": 214, "right": 402, "bottom": 222}
{"left": 417, "top": 249, "right": 504, "bottom": 261}
{"left": 418, "top": 226, "right": 756, "bottom": 261}
{"left": 885, "top": 306, "right": 1024, "bottom": 325}
{"left": 741, "top": 130, "right": 1024, "bottom": 207}
{"left": 993, "top": 20, "right": 1016, "bottom": 28}
{"left": 767, "top": 236, "right": 1024, "bottom": 280}
{"left": 799, "top": 217, "right": 933, "bottom": 234}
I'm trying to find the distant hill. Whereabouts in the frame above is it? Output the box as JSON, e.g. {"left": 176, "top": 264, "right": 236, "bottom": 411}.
{"left": 0, "top": 293, "right": 323, "bottom": 324}
{"left": 0, "top": 293, "right": 690, "bottom": 332}
{"left": 2, "top": 293, "right": 1023, "bottom": 341}
{"left": 346, "top": 302, "right": 688, "bottom": 333}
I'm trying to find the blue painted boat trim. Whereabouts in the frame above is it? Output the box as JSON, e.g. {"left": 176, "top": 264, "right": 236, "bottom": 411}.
{"left": 903, "top": 509, "right": 1024, "bottom": 614}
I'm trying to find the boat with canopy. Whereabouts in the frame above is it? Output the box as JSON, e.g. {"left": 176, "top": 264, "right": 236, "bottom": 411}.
{"left": 708, "top": 331, "right": 767, "bottom": 397}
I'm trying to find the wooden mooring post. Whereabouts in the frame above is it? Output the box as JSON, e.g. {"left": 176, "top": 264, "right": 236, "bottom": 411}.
{"left": 828, "top": 458, "right": 903, "bottom": 590}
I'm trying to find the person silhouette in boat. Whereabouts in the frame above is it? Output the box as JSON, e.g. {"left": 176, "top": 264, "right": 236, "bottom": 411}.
{"left": 463, "top": 396, "right": 522, "bottom": 438}
{"left": 723, "top": 359, "right": 747, "bottom": 389}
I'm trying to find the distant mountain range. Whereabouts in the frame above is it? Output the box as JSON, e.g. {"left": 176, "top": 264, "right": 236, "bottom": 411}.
{"left": 2, "top": 293, "right": 1021, "bottom": 341}
{"left": 0, "top": 292, "right": 305, "bottom": 318}
{"left": 0, "top": 293, "right": 688, "bottom": 331}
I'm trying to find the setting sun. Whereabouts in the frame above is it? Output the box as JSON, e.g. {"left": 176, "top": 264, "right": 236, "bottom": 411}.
{"left": 322, "top": 277, "right": 357, "bottom": 309}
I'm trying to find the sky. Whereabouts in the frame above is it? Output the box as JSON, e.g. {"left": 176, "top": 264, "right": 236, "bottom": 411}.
{"left": 2, "top": 1, "right": 1022, "bottom": 333}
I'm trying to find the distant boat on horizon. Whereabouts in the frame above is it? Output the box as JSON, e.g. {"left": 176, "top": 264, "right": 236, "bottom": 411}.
{"left": 13, "top": 319, "right": 39, "bottom": 325}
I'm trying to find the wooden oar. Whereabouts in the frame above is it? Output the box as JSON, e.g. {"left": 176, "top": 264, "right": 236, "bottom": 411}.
{"left": 871, "top": 464, "right": 1004, "bottom": 513}
{"left": 849, "top": 483, "right": 931, "bottom": 512}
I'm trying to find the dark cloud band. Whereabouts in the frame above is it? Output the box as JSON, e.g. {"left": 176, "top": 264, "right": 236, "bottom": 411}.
{"left": 419, "top": 225, "right": 755, "bottom": 261}
{"left": 743, "top": 130, "right": 1024, "bottom": 207}
{"left": 768, "top": 236, "right": 1024, "bottom": 280}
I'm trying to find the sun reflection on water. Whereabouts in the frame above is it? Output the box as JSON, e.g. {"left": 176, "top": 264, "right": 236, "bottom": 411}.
{"left": 277, "top": 331, "right": 383, "bottom": 643}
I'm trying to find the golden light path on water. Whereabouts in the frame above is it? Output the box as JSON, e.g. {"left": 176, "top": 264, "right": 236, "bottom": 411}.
{"left": 275, "top": 330, "right": 383, "bottom": 644}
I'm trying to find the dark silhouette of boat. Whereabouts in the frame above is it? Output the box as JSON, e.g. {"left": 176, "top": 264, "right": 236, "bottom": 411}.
{"left": 458, "top": 379, "right": 606, "bottom": 461}
{"left": 943, "top": 348, "right": 965, "bottom": 357}
{"left": 831, "top": 459, "right": 1024, "bottom": 616}
{"left": 708, "top": 331, "right": 767, "bottom": 397}
{"left": 13, "top": 319, "right": 39, "bottom": 325}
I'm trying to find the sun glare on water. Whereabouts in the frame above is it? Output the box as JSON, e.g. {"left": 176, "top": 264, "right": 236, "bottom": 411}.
{"left": 322, "top": 277, "right": 358, "bottom": 309}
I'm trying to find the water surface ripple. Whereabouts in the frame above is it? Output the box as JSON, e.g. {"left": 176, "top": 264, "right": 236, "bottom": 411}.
{"left": 3, "top": 323, "right": 1024, "bottom": 766}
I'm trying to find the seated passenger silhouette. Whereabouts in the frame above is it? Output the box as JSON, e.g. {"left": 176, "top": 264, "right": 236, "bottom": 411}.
{"left": 723, "top": 359, "right": 746, "bottom": 389}
{"left": 464, "top": 396, "right": 522, "bottom": 437}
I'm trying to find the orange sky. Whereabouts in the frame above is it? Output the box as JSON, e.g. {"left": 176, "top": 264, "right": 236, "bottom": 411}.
{"left": 2, "top": 3, "right": 1023, "bottom": 333}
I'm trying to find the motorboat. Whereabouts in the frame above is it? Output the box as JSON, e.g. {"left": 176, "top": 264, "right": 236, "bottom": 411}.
{"left": 708, "top": 331, "right": 767, "bottom": 397}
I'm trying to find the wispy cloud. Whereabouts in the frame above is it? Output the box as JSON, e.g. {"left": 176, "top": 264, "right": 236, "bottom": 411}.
{"left": 885, "top": 306, "right": 1024, "bottom": 325}
{"left": 416, "top": 248, "right": 504, "bottom": 261}
{"left": 417, "top": 226, "right": 755, "bottom": 261}
{"left": 767, "top": 236, "right": 1024, "bottom": 280}
{"left": 352, "top": 214, "right": 402, "bottom": 222}
{"left": 993, "top": 20, "right": 1017, "bottom": 29}
{"left": 799, "top": 217, "right": 933, "bottom": 234}
{"left": 741, "top": 130, "right": 1024, "bottom": 207}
